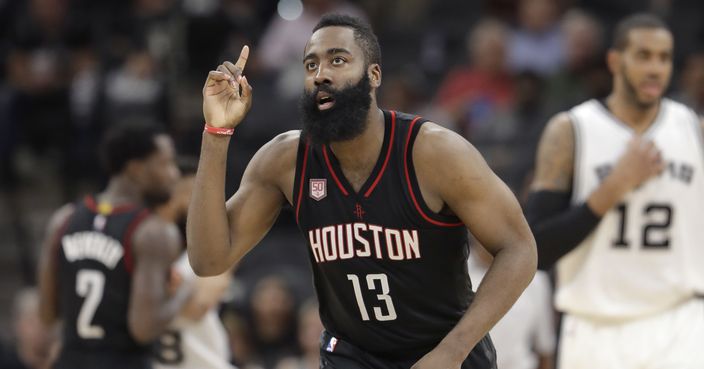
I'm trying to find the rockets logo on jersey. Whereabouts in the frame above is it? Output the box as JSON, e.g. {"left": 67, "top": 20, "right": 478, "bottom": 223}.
{"left": 310, "top": 178, "right": 327, "bottom": 201}
{"left": 308, "top": 222, "right": 420, "bottom": 263}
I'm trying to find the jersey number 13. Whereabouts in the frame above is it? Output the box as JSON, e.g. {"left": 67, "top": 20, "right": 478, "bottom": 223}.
{"left": 347, "top": 274, "right": 398, "bottom": 321}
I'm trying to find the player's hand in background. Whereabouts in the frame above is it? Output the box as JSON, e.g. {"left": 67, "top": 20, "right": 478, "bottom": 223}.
{"left": 202, "top": 45, "right": 253, "bottom": 129}
{"left": 610, "top": 136, "right": 665, "bottom": 192}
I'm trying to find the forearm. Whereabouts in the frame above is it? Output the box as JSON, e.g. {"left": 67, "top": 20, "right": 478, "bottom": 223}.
{"left": 525, "top": 191, "right": 602, "bottom": 269}
{"left": 585, "top": 174, "right": 629, "bottom": 216}
{"left": 187, "top": 133, "right": 233, "bottom": 275}
{"left": 180, "top": 274, "right": 230, "bottom": 320}
{"left": 129, "top": 284, "right": 192, "bottom": 344}
{"left": 440, "top": 243, "right": 536, "bottom": 361}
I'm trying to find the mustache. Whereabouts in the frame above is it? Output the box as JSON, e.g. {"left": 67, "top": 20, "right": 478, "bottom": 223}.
{"left": 308, "top": 84, "right": 336, "bottom": 98}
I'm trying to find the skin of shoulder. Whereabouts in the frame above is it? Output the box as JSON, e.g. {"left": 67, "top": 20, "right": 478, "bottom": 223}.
{"left": 412, "top": 122, "right": 493, "bottom": 213}
{"left": 241, "top": 129, "right": 300, "bottom": 204}
{"left": 530, "top": 112, "right": 575, "bottom": 193}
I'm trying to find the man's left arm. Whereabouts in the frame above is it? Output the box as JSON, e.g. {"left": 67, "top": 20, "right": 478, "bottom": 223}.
{"left": 411, "top": 123, "right": 537, "bottom": 368}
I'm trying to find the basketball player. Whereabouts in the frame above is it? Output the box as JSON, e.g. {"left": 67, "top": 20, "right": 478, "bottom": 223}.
{"left": 188, "top": 14, "right": 537, "bottom": 369}
{"left": 153, "top": 164, "right": 234, "bottom": 369}
{"left": 526, "top": 14, "right": 704, "bottom": 369}
{"left": 37, "top": 123, "right": 192, "bottom": 369}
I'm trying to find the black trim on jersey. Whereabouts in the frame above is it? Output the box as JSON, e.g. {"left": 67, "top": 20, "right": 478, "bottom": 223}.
{"left": 403, "top": 117, "right": 464, "bottom": 227}
{"left": 294, "top": 140, "right": 310, "bottom": 224}
{"left": 321, "top": 110, "right": 395, "bottom": 198}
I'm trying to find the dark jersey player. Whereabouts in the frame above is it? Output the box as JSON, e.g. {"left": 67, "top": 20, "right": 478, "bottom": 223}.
{"left": 188, "top": 15, "right": 537, "bottom": 369}
{"left": 37, "top": 123, "right": 192, "bottom": 369}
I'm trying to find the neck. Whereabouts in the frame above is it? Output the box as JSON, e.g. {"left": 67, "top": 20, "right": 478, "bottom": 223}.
{"left": 99, "top": 175, "right": 143, "bottom": 206}
{"left": 606, "top": 92, "right": 661, "bottom": 133}
{"left": 328, "top": 107, "right": 385, "bottom": 169}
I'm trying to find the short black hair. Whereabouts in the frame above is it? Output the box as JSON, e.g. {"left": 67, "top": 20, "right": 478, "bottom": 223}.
{"left": 612, "top": 13, "right": 669, "bottom": 50}
{"left": 312, "top": 13, "right": 381, "bottom": 66}
{"left": 101, "top": 122, "right": 164, "bottom": 176}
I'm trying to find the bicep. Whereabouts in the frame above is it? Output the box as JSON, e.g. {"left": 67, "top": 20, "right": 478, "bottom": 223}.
{"left": 446, "top": 153, "right": 531, "bottom": 254}
{"left": 223, "top": 145, "right": 289, "bottom": 264}
{"left": 531, "top": 113, "right": 575, "bottom": 192}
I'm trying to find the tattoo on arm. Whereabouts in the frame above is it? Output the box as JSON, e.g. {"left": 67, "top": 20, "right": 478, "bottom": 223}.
{"left": 531, "top": 113, "right": 575, "bottom": 192}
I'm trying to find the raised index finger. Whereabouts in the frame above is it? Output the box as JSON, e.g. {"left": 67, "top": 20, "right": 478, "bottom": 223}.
{"left": 234, "top": 45, "right": 249, "bottom": 72}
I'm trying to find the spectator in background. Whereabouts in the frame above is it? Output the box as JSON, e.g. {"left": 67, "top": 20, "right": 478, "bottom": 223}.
{"left": 379, "top": 64, "right": 451, "bottom": 125}
{"left": 675, "top": 52, "right": 704, "bottom": 114}
{"left": 546, "top": 9, "right": 610, "bottom": 112}
{"left": 66, "top": 36, "right": 104, "bottom": 196}
{"left": 257, "top": 0, "right": 366, "bottom": 99}
{"left": 0, "top": 288, "right": 57, "bottom": 369}
{"left": 433, "top": 18, "right": 515, "bottom": 138}
{"left": 507, "top": 0, "right": 565, "bottom": 76}
{"left": 248, "top": 276, "right": 298, "bottom": 369}
{"left": 467, "top": 243, "right": 555, "bottom": 369}
{"left": 103, "top": 46, "right": 168, "bottom": 127}
{"left": 6, "top": 0, "right": 72, "bottom": 192}
{"left": 221, "top": 308, "right": 261, "bottom": 369}
{"left": 275, "top": 300, "right": 324, "bottom": 369}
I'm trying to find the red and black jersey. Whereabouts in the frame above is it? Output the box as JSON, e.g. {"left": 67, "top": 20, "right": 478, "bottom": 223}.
{"left": 293, "top": 110, "right": 486, "bottom": 359}
{"left": 53, "top": 195, "right": 152, "bottom": 368}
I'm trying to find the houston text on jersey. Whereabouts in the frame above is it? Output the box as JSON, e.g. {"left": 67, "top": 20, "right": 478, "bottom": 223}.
{"left": 307, "top": 223, "right": 420, "bottom": 262}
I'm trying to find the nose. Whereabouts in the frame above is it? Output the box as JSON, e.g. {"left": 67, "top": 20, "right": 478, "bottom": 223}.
{"left": 314, "top": 65, "right": 332, "bottom": 86}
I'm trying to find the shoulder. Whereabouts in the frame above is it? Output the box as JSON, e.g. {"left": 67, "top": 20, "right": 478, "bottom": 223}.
{"left": 542, "top": 112, "right": 574, "bottom": 138}
{"left": 414, "top": 122, "right": 482, "bottom": 168}
{"left": 45, "top": 203, "right": 76, "bottom": 238}
{"left": 250, "top": 130, "right": 301, "bottom": 174}
{"left": 132, "top": 214, "right": 182, "bottom": 260}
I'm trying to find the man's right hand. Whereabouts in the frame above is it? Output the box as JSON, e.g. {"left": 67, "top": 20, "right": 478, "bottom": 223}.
{"left": 610, "top": 137, "right": 665, "bottom": 192}
{"left": 202, "top": 45, "right": 253, "bottom": 129}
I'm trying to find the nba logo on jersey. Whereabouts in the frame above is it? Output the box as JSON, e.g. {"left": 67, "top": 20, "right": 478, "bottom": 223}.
{"left": 310, "top": 179, "right": 327, "bottom": 201}
{"left": 325, "top": 336, "right": 338, "bottom": 352}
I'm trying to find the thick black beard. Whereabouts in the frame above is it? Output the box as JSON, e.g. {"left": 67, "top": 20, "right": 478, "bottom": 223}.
{"left": 299, "top": 73, "right": 372, "bottom": 145}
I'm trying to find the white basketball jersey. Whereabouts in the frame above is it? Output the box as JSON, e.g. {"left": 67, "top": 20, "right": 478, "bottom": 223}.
{"left": 154, "top": 253, "right": 235, "bottom": 369}
{"left": 556, "top": 98, "right": 704, "bottom": 321}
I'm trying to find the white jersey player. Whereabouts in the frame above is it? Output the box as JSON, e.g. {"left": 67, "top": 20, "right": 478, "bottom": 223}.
{"left": 467, "top": 243, "right": 556, "bottom": 369}
{"left": 527, "top": 13, "right": 704, "bottom": 369}
{"left": 153, "top": 166, "right": 235, "bottom": 369}
{"left": 153, "top": 253, "right": 234, "bottom": 369}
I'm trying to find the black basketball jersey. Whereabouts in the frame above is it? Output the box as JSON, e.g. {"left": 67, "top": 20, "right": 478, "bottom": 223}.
{"left": 54, "top": 195, "right": 152, "bottom": 363}
{"left": 293, "top": 110, "right": 477, "bottom": 358}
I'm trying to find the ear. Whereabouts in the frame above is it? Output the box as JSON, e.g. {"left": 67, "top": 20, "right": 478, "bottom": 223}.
{"left": 368, "top": 64, "right": 382, "bottom": 88}
{"left": 606, "top": 49, "right": 620, "bottom": 76}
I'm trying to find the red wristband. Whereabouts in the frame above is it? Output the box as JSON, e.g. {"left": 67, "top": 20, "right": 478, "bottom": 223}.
{"left": 204, "top": 123, "right": 234, "bottom": 136}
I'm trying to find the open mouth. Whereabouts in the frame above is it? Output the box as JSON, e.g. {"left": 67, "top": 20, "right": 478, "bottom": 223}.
{"left": 317, "top": 92, "right": 336, "bottom": 110}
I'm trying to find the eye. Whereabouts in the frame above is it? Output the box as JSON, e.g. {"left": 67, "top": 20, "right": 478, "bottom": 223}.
{"left": 306, "top": 62, "right": 317, "bottom": 71}
{"left": 332, "top": 56, "right": 345, "bottom": 65}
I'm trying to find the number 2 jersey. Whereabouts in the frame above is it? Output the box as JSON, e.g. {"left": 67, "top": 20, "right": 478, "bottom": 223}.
{"left": 293, "top": 110, "right": 491, "bottom": 360}
{"left": 54, "top": 196, "right": 152, "bottom": 367}
{"left": 557, "top": 98, "right": 704, "bottom": 321}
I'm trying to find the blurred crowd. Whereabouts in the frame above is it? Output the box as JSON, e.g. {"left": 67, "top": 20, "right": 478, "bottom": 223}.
{"left": 1, "top": 0, "right": 704, "bottom": 368}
